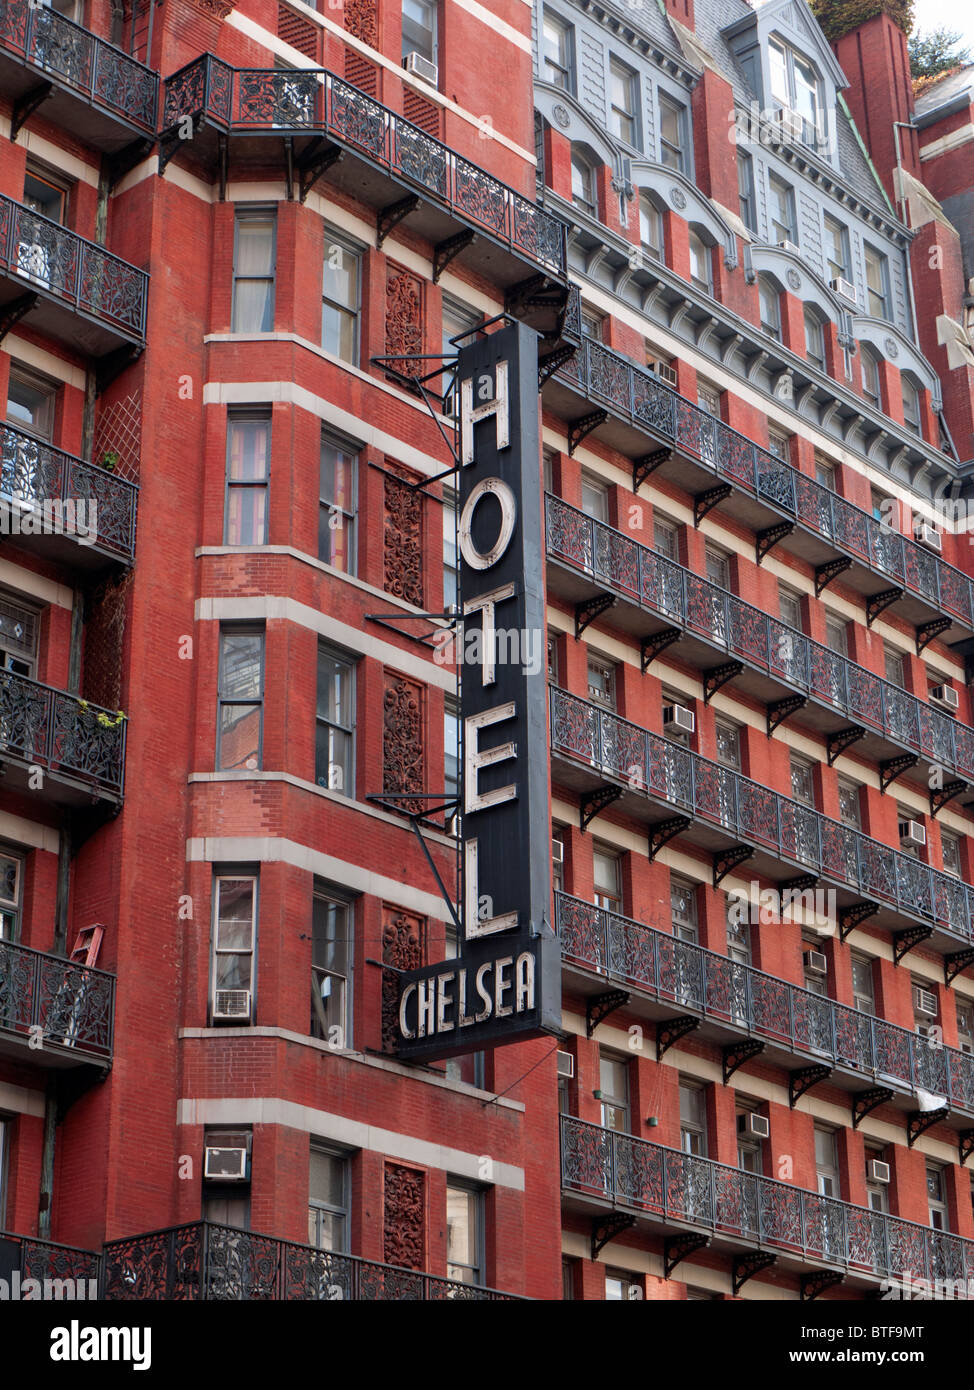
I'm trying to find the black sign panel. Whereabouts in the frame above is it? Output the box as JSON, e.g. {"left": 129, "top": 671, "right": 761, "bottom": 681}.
{"left": 395, "top": 321, "right": 558, "bottom": 1061}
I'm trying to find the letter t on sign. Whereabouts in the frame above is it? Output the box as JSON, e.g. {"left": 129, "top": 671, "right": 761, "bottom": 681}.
{"left": 460, "top": 362, "right": 510, "bottom": 465}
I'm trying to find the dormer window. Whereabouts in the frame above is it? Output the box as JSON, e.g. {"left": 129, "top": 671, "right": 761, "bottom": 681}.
{"left": 864, "top": 244, "right": 890, "bottom": 321}
{"left": 769, "top": 37, "right": 823, "bottom": 145}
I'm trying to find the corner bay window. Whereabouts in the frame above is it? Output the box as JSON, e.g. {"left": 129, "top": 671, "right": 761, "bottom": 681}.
{"left": 232, "top": 209, "right": 275, "bottom": 333}
{"left": 322, "top": 235, "right": 360, "bottom": 363}
{"left": 446, "top": 1182, "right": 482, "bottom": 1285}
{"left": 308, "top": 1146, "right": 349, "bottom": 1251}
{"left": 211, "top": 874, "right": 257, "bottom": 1022}
{"left": 217, "top": 626, "right": 264, "bottom": 771}
{"left": 316, "top": 646, "right": 355, "bottom": 794}
{"left": 319, "top": 435, "right": 357, "bottom": 571}
{"left": 225, "top": 412, "right": 270, "bottom": 545}
{"left": 311, "top": 888, "right": 352, "bottom": 1046}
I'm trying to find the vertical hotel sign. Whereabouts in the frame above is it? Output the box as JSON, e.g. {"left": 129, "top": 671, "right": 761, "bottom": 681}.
{"left": 395, "top": 322, "right": 559, "bottom": 1061}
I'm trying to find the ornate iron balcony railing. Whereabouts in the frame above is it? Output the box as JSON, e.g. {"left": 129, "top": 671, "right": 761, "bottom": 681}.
{"left": 556, "top": 891, "right": 974, "bottom": 1113}
{"left": 0, "top": 669, "right": 126, "bottom": 799}
{"left": 549, "top": 686, "right": 974, "bottom": 941}
{"left": 561, "top": 1115, "right": 973, "bottom": 1290}
{"left": 102, "top": 1221, "right": 521, "bottom": 1300}
{"left": 0, "top": 193, "right": 148, "bottom": 340}
{"left": 162, "top": 56, "right": 568, "bottom": 278}
{"left": 0, "top": 1229, "right": 102, "bottom": 1289}
{"left": 546, "top": 493, "right": 974, "bottom": 785}
{"left": 0, "top": 421, "right": 137, "bottom": 563}
{"left": 0, "top": 0, "right": 158, "bottom": 131}
{"left": 555, "top": 334, "right": 974, "bottom": 634}
{"left": 0, "top": 937, "right": 114, "bottom": 1061}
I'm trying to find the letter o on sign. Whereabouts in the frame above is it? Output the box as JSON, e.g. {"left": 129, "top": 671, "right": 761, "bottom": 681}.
{"left": 459, "top": 478, "right": 516, "bottom": 571}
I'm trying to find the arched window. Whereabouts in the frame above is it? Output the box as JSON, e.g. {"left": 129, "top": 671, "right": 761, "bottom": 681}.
{"left": 860, "top": 346, "right": 880, "bottom": 407}
{"left": 688, "top": 231, "right": 711, "bottom": 293}
{"left": 804, "top": 309, "right": 824, "bottom": 370}
{"left": 571, "top": 149, "right": 597, "bottom": 218}
{"left": 639, "top": 194, "right": 663, "bottom": 261}
{"left": 758, "top": 276, "right": 780, "bottom": 339}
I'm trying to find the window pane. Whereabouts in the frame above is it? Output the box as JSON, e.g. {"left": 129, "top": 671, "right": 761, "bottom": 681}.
{"left": 236, "top": 218, "right": 274, "bottom": 276}
{"left": 446, "top": 1187, "right": 476, "bottom": 1268}
{"left": 228, "top": 419, "right": 269, "bottom": 481}
{"left": 310, "top": 1149, "right": 345, "bottom": 1206}
{"left": 313, "top": 896, "right": 348, "bottom": 974}
{"left": 322, "top": 304, "right": 357, "bottom": 361}
{"left": 317, "top": 651, "right": 352, "bottom": 725}
{"left": 220, "top": 632, "right": 262, "bottom": 700}
{"left": 216, "top": 879, "right": 254, "bottom": 950}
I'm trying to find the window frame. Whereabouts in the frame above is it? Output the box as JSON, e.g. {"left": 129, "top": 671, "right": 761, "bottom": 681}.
{"left": 319, "top": 431, "right": 359, "bottom": 573}
{"left": 804, "top": 309, "right": 825, "bottom": 370}
{"left": 570, "top": 148, "right": 597, "bottom": 218}
{"left": 311, "top": 885, "right": 354, "bottom": 1047}
{"left": 679, "top": 1079, "right": 707, "bottom": 1156}
{"left": 6, "top": 362, "right": 57, "bottom": 441}
{"left": 316, "top": 644, "right": 357, "bottom": 796}
{"left": 823, "top": 214, "right": 849, "bottom": 282}
{"left": 658, "top": 92, "right": 688, "bottom": 173}
{"left": 402, "top": 0, "right": 438, "bottom": 65}
{"left": 864, "top": 243, "right": 891, "bottom": 321}
{"left": 224, "top": 409, "right": 271, "bottom": 546}
{"left": 688, "top": 230, "right": 712, "bottom": 294}
{"left": 541, "top": 9, "right": 575, "bottom": 93}
{"left": 759, "top": 276, "right": 781, "bottom": 339}
{"left": 593, "top": 842, "right": 622, "bottom": 912}
{"left": 768, "top": 173, "right": 796, "bottom": 244}
{"left": 608, "top": 55, "right": 640, "bottom": 148}
{"left": 216, "top": 624, "right": 265, "bottom": 772}
{"left": 231, "top": 206, "right": 276, "bottom": 334}
{"left": 321, "top": 229, "right": 362, "bottom": 365}
{"left": 445, "top": 1179, "right": 484, "bottom": 1286}
{"left": 638, "top": 193, "right": 663, "bottom": 261}
{"left": 860, "top": 346, "right": 881, "bottom": 407}
{"left": 210, "top": 872, "right": 258, "bottom": 1022}
{"left": 599, "top": 1054, "right": 630, "bottom": 1132}
{"left": 308, "top": 1143, "right": 350, "bottom": 1253}
{"left": 737, "top": 151, "right": 756, "bottom": 234}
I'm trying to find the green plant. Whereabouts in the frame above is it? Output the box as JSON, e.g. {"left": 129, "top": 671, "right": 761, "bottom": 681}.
{"left": 100, "top": 449, "right": 119, "bottom": 471}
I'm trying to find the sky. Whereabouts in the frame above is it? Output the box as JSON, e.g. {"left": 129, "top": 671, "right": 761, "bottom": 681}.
{"left": 914, "top": 0, "right": 974, "bottom": 57}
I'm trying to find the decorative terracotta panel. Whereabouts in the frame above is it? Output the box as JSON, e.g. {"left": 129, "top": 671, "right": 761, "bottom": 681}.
{"left": 383, "top": 465, "right": 424, "bottom": 608}
{"left": 381, "top": 907, "right": 424, "bottom": 1052}
{"left": 382, "top": 672, "right": 424, "bottom": 813}
{"left": 383, "top": 1163, "right": 425, "bottom": 1270}
{"left": 343, "top": 0, "right": 377, "bottom": 48}
{"left": 385, "top": 264, "right": 424, "bottom": 380}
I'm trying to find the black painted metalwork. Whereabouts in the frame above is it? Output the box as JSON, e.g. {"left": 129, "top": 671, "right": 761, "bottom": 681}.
{"left": 767, "top": 693, "right": 806, "bottom": 735}
{"left": 377, "top": 193, "right": 420, "bottom": 247}
{"left": 908, "top": 1106, "right": 950, "bottom": 1146}
{"left": 0, "top": 668, "right": 126, "bottom": 798}
{"left": 297, "top": 140, "right": 342, "bottom": 203}
{"left": 733, "top": 1251, "right": 776, "bottom": 1294}
{"left": 756, "top": 520, "right": 794, "bottom": 565}
{"left": 433, "top": 229, "right": 477, "bottom": 283}
{"left": 11, "top": 80, "right": 52, "bottom": 138}
{"left": 723, "top": 1038, "right": 765, "bottom": 1084}
{"left": 852, "top": 1087, "right": 894, "bottom": 1128}
{"left": 0, "top": 1230, "right": 101, "bottom": 1291}
{"left": 866, "top": 588, "right": 905, "bottom": 626}
{"left": 574, "top": 592, "right": 616, "bottom": 639}
{"left": 657, "top": 1014, "right": 700, "bottom": 1060}
{"left": 591, "top": 1213, "right": 635, "bottom": 1260}
{"left": 827, "top": 726, "right": 866, "bottom": 766}
{"left": 0, "top": 937, "right": 114, "bottom": 1061}
{"left": 640, "top": 627, "right": 681, "bottom": 671}
{"left": 633, "top": 448, "right": 671, "bottom": 494}
{"left": 703, "top": 660, "right": 744, "bottom": 703}
{"left": 579, "top": 784, "right": 623, "bottom": 832}
{"left": 960, "top": 1130, "right": 974, "bottom": 1166}
{"left": 917, "top": 617, "right": 952, "bottom": 655}
{"left": 665, "top": 1233, "right": 709, "bottom": 1278}
{"left": 713, "top": 844, "right": 754, "bottom": 888}
{"left": 538, "top": 343, "right": 577, "bottom": 389}
{"left": 815, "top": 557, "right": 852, "bottom": 596}
{"left": 893, "top": 925, "right": 933, "bottom": 966}
{"left": 586, "top": 990, "right": 630, "bottom": 1037}
{"left": 0, "top": 290, "right": 37, "bottom": 343}
{"left": 880, "top": 753, "right": 919, "bottom": 794}
{"left": 945, "top": 949, "right": 974, "bottom": 988}
{"left": 931, "top": 781, "right": 966, "bottom": 818}
{"left": 790, "top": 1064, "right": 832, "bottom": 1108}
{"left": 802, "top": 1271, "right": 843, "bottom": 1301}
{"left": 647, "top": 814, "right": 691, "bottom": 860}
{"left": 693, "top": 483, "right": 731, "bottom": 527}
{"left": 569, "top": 409, "right": 609, "bottom": 455}
{"left": 838, "top": 901, "right": 879, "bottom": 941}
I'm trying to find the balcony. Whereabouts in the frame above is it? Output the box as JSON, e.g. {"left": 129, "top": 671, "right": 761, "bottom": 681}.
{"left": 546, "top": 494, "right": 974, "bottom": 813}
{"left": 0, "top": 937, "right": 114, "bottom": 1067}
{"left": 544, "top": 331, "right": 974, "bottom": 646}
{"left": 102, "top": 1221, "right": 521, "bottom": 1300}
{"left": 160, "top": 56, "right": 570, "bottom": 339}
{"left": 0, "top": 0, "right": 158, "bottom": 156}
{"left": 0, "top": 670, "right": 126, "bottom": 807}
{"left": 561, "top": 1115, "right": 973, "bottom": 1296}
{"left": 556, "top": 892, "right": 974, "bottom": 1129}
{"left": 0, "top": 1229, "right": 101, "bottom": 1289}
{"left": 549, "top": 685, "right": 974, "bottom": 952}
{"left": 0, "top": 193, "right": 148, "bottom": 359}
{"left": 0, "top": 421, "right": 137, "bottom": 568}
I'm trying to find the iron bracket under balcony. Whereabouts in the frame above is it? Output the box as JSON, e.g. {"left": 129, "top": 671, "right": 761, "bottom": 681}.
{"left": 852, "top": 1087, "right": 894, "bottom": 1128}
{"left": 838, "top": 901, "right": 879, "bottom": 941}
{"left": 827, "top": 726, "right": 866, "bottom": 766}
{"left": 633, "top": 449, "right": 671, "bottom": 494}
{"left": 802, "top": 1271, "right": 843, "bottom": 1301}
{"left": 930, "top": 780, "right": 966, "bottom": 819}
{"left": 693, "top": 483, "right": 732, "bottom": 528}
{"left": 866, "top": 587, "right": 904, "bottom": 626}
{"left": 713, "top": 843, "right": 754, "bottom": 887}
{"left": 814, "top": 557, "right": 852, "bottom": 597}
{"left": 723, "top": 1038, "right": 765, "bottom": 1084}
{"left": 591, "top": 1213, "right": 635, "bottom": 1261}
{"left": 648, "top": 814, "right": 692, "bottom": 861}
{"left": 665, "top": 1233, "right": 710, "bottom": 1278}
{"left": 908, "top": 1105, "right": 950, "bottom": 1146}
{"left": 657, "top": 1014, "right": 700, "bottom": 1060}
{"left": 916, "top": 617, "right": 952, "bottom": 656}
{"left": 767, "top": 694, "right": 806, "bottom": 736}
{"left": 641, "top": 628, "right": 681, "bottom": 671}
{"left": 945, "top": 948, "right": 974, "bottom": 988}
{"left": 756, "top": 520, "right": 795, "bottom": 565}
{"left": 893, "top": 924, "right": 933, "bottom": 965}
{"left": 587, "top": 990, "right": 630, "bottom": 1037}
{"left": 879, "top": 753, "right": 919, "bottom": 794}
{"left": 568, "top": 409, "right": 609, "bottom": 456}
{"left": 575, "top": 592, "right": 616, "bottom": 639}
{"left": 959, "top": 1130, "right": 974, "bottom": 1166}
{"left": 733, "top": 1252, "right": 777, "bottom": 1295}
{"left": 704, "top": 660, "right": 744, "bottom": 703}
{"left": 790, "top": 1064, "right": 832, "bottom": 1108}
{"left": 579, "top": 783, "right": 623, "bottom": 832}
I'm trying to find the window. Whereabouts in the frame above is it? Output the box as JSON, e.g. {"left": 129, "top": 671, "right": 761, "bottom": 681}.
{"left": 864, "top": 244, "right": 890, "bottom": 321}
{"left": 319, "top": 435, "right": 357, "bottom": 571}
{"left": 541, "top": 10, "right": 574, "bottom": 92}
{"left": 225, "top": 411, "right": 270, "bottom": 545}
{"left": 552, "top": 828, "right": 565, "bottom": 894}
{"left": 444, "top": 695, "right": 460, "bottom": 825}
{"left": 861, "top": 347, "right": 881, "bottom": 407}
{"left": 638, "top": 194, "right": 663, "bottom": 261}
{"left": 698, "top": 382, "right": 721, "bottom": 417}
{"left": 443, "top": 487, "right": 458, "bottom": 613}
{"left": 570, "top": 150, "right": 597, "bottom": 218}
{"left": 778, "top": 584, "right": 802, "bottom": 632}
{"left": 202, "top": 1127, "right": 252, "bottom": 1228}
{"left": 865, "top": 1147, "right": 889, "bottom": 1213}
{"left": 671, "top": 876, "right": 697, "bottom": 942}
{"left": 705, "top": 545, "right": 729, "bottom": 590}
{"left": 736, "top": 1102, "right": 763, "bottom": 1172}
{"left": 884, "top": 646, "right": 904, "bottom": 687}
{"left": 23, "top": 166, "right": 67, "bottom": 224}
{"left": 824, "top": 214, "right": 849, "bottom": 283}
{"left": 587, "top": 657, "right": 615, "bottom": 709}
{"left": 768, "top": 174, "right": 796, "bottom": 244}
{"left": 6, "top": 364, "right": 56, "bottom": 441}
{"left": 609, "top": 57, "right": 639, "bottom": 147}
{"left": 837, "top": 779, "right": 861, "bottom": 828}
{"left": 441, "top": 299, "right": 477, "bottom": 417}
{"left": 825, "top": 615, "right": 847, "bottom": 657}
{"left": 599, "top": 1055, "right": 629, "bottom": 1132}
{"left": 814, "top": 1127, "right": 839, "bottom": 1197}
{"left": 653, "top": 517, "right": 677, "bottom": 560}
{"left": 211, "top": 874, "right": 257, "bottom": 1020}
{"left": 901, "top": 377, "right": 922, "bottom": 435}
{"left": 581, "top": 473, "right": 609, "bottom": 522}
{"left": 321, "top": 235, "right": 360, "bottom": 364}
{"left": 927, "top": 1165, "right": 948, "bottom": 1231}
{"left": 658, "top": 93, "right": 687, "bottom": 172}
{"left": 311, "top": 888, "right": 352, "bottom": 1046}
{"left": 593, "top": 845, "right": 621, "bottom": 912}
{"left": 232, "top": 209, "right": 275, "bottom": 333}
{"left": 957, "top": 1001, "right": 974, "bottom": 1055}
{"left": 737, "top": 151, "right": 756, "bottom": 233}
{"left": 715, "top": 720, "right": 740, "bottom": 769}
{"left": 815, "top": 455, "right": 835, "bottom": 490}
{"left": 913, "top": 976, "right": 938, "bottom": 1032}
{"left": 759, "top": 276, "right": 780, "bottom": 339}
{"left": 769, "top": 38, "right": 822, "bottom": 144}
{"left": 546, "top": 632, "right": 559, "bottom": 685}
{"left": 605, "top": 1270, "right": 642, "bottom": 1300}
{"left": 308, "top": 1146, "right": 349, "bottom": 1251}
{"left": 851, "top": 954, "right": 875, "bottom": 1015}
{"left": 217, "top": 627, "right": 264, "bottom": 771}
{"left": 0, "top": 593, "right": 38, "bottom": 678}
{"left": 942, "top": 832, "right": 961, "bottom": 879}
{"left": 790, "top": 754, "right": 814, "bottom": 807}
{"left": 446, "top": 1183, "right": 482, "bottom": 1285}
{"left": 767, "top": 427, "right": 790, "bottom": 461}
{"left": 898, "top": 804, "right": 921, "bottom": 860}
{"left": 316, "top": 646, "right": 355, "bottom": 794}
{"left": 688, "top": 231, "right": 712, "bottom": 293}
{"left": 0, "top": 851, "right": 22, "bottom": 940}
{"left": 804, "top": 933, "right": 827, "bottom": 997}
{"left": 402, "top": 0, "right": 437, "bottom": 64}
{"left": 581, "top": 308, "right": 604, "bottom": 341}
{"left": 679, "top": 1081, "right": 707, "bottom": 1155}
{"left": 804, "top": 310, "right": 825, "bottom": 370}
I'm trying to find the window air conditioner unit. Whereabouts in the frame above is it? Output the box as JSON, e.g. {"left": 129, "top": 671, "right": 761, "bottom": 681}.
{"left": 777, "top": 239, "right": 801, "bottom": 256}
{"left": 866, "top": 1159, "right": 891, "bottom": 1184}
{"left": 552, "top": 838, "right": 564, "bottom": 866}
{"left": 653, "top": 361, "right": 678, "bottom": 386}
{"left": 899, "top": 820, "right": 926, "bottom": 849}
{"left": 213, "top": 988, "right": 252, "bottom": 1021}
{"left": 204, "top": 1146, "right": 249, "bottom": 1180}
{"left": 804, "top": 950, "right": 828, "bottom": 975}
{"left": 913, "top": 985, "right": 938, "bottom": 1018}
{"left": 830, "top": 277, "right": 858, "bottom": 306}
{"left": 737, "top": 1112, "right": 770, "bottom": 1140}
{"left": 556, "top": 1050, "right": 575, "bottom": 1079}
{"left": 914, "top": 522, "right": 942, "bottom": 552}
{"left": 403, "top": 51, "right": 438, "bottom": 86}
{"left": 663, "top": 703, "right": 695, "bottom": 734}
{"left": 930, "top": 684, "right": 959, "bottom": 711}
{"left": 772, "top": 106, "right": 803, "bottom": 140}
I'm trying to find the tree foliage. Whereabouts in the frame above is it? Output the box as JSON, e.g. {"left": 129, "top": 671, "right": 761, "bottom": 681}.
{"left": 810, "top": 0, "right": 914, "bottom": 45}
{"left": 909, "top": 27, "right": 972, "bottom": 79}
